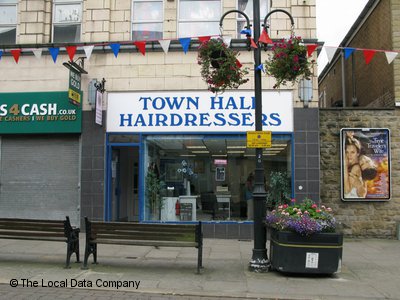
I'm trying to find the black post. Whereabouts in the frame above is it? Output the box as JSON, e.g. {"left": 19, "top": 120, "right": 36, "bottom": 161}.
{"left": 248, "top": 0, "right": 269, "bottom": 272}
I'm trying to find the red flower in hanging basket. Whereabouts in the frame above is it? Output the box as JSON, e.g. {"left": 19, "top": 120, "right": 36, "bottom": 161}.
{"left": 265, "top": 36, "right": 314, "bottom": 89}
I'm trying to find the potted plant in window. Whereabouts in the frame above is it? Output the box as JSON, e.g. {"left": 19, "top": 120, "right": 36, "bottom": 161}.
{"left": 198, "top": 38, "right": 249, "bottom": 94}
{"left": 265, "top": 170, "right": 291, "bottom": 210}
{"left": 265, "top": 199, "right": 343, "bottom": 274}
{"left": 265, "top": 35, "right": 314, "bottom": 89}
{"left": 145, "top": 163, "right": 165, "bottom": 220}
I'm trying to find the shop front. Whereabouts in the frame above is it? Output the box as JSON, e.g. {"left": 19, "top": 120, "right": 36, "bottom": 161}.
{"left": 105, "top": 90, "right": 294, "bottom": 225}
{"left": 0, "top": 91, "right": 82, "bottom": 226}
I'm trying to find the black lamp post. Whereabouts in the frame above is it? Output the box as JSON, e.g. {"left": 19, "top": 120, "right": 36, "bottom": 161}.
{"left": 220, "top": 4, "right": 294, "bottom": 272}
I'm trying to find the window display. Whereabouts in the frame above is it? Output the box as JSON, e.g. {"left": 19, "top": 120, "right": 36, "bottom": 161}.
{"left": 143, "top": 134, "right": 291, "bottom": 221}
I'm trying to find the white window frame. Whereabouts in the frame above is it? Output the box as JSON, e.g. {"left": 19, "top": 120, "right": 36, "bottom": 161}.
{"left": 237, "top": 0, "right": 269, "bottom": 38}
{"left": 0, "top": 0, "right": 17, "bottom": 45}
{"left": 131, "top": 0, "right": 164, "bottom": 41}
{"left": 52, "top": 0, "right": 82, "bottom": 43}
{"left": 177, "top": 0, "right": 222, "bottom": 38}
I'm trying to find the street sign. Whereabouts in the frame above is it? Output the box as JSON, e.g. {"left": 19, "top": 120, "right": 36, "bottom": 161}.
{"left": 246, "top": 131, "right": 272, "bottom": 148}
{"left": 68, "top": 68, "right": 81, "bottom": 106}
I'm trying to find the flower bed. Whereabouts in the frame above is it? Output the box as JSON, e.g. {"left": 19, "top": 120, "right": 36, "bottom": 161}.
{"left": 265, "top": 199, "right": 336, "bottom": 236}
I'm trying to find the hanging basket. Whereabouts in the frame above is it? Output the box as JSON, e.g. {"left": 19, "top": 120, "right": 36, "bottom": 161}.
{"left": 197, "top": 38, "right": 249, "bottom": 94}
{"left": 265, "top": 35, "right": 314, "bottom": 89}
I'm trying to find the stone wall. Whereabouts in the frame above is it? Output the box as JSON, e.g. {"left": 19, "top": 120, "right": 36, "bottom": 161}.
{"left": 320, "top": 108, "right": 400, "bottom": 238}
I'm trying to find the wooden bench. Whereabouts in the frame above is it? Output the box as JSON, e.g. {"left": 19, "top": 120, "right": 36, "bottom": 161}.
{"left": 0, "top": 216, "right": 80, "bottom": 268}
{"left": 82, "top": 217, "right": 203, "bottom": 273}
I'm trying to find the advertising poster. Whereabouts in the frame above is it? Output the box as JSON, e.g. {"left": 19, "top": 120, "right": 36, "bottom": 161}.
{"left": 340, "top": 128, "right": 390, "bottom": 201}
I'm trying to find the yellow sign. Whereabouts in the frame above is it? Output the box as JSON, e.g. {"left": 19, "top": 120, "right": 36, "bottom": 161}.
{"left": 246, "top": 131, "right": 272, "bottom": 148}
{"left": 68, "top": 89, "right": 81, "bottom": 105}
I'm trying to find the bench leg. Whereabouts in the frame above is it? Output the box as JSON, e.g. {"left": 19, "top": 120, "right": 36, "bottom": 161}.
{"left": 197, "top": 245, "right": 203, "bottom": 274}
{"left": 82, "top": 242, "right": 97, "bottom": 269}
{"left": 65, "top": 239, "right": 80, "bottom": 268}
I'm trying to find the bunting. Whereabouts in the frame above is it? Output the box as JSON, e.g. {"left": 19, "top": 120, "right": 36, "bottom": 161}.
{"left": 179, "top": 38, "right": 191, "bottom": 54}
{"left": 66, "top": 46, "right": 77, "bottom": 61}
{"left": 158, "top": 40, "right": 170, "bottom": 54}
{"left": 385, "top": 51, "right": 398, "bottom": 64}
{"left": 258, "top": 30, "right": 273, "bottom": 44}
{"left": 344, "top": 48, "right": 355, "bottom": 60}
{"left": 363, "top": 49, "right": 376, "bottom": 65}
{"left": 110, "top": 43, "right": 120, "bottom": 57}
{"left": 0, "top": 34, "right": 398, "bottom": 69}
{"left": 306, "top": 44, "right": 318, "bottom": 57}
{"left": 32, "top": 48, "right": 42, "bottom": 59}
{"left": 134, "top": 41, "right": 146, "bottom": 56}
{"left": 83, "top": 45, "right": 94, "bottom": 60}
{"left": 48, "top": 47, "right": 59, "bottom": 63}
{"left": 10, "top": 49, "right": 21, "bottom": 63}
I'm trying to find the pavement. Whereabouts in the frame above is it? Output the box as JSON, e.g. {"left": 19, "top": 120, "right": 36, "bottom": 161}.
{"left": 0, "top": 236, "right": 399, "bottom": 300}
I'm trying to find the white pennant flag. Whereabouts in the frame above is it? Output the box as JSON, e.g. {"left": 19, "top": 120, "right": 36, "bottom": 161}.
{"left": 222, "top": 36, "right": 232, "bottom": 47}
{"left": 32, "top": 48, "right": 42, "bottom": 59}
{"left": 158, "top": 40, "right": 171, "bottom": 54}
{"left": 83, "top": 45, "right": 94, "bottom": 60}
{"left": 325, "top": 47, "right": 337, "bottom": 63}
{"left": 385, "top": 51, "right": 398, "bottom": 64}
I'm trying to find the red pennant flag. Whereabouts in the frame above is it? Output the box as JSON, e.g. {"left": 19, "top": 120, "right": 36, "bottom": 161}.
{"left": 198, "top": 36, "right": 211, "bottom": 44}
{"left": 250, "top": 38, "right": 258, "bottom": 49}
{"left": 10, "top": 49, "right": 21, "bottom": 63}
{"left": 307, "top": 44, "right": 318, "bottom": 57}
{"left": 134, "top": 41, "right": 146, "bottom": 56}
{"left": 258, "top": 30, "right": 273, "bottom": 44}
{"left": 66, "top": 46, "right": 77, "bottom": 61}
{"left": 235, "top": 59, "right": 242, "bottom": 68}
{"left": 363, "top": 49, "right": 376, "bottom": 64}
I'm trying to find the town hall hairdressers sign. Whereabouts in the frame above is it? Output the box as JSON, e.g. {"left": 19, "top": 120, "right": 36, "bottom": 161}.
{"left": 106, "top": 91, "right": 293, "bottom": 133}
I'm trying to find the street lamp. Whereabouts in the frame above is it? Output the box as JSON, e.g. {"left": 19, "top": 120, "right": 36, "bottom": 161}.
{"left": 220, "top": 4, "right": 295, "bottom": 272}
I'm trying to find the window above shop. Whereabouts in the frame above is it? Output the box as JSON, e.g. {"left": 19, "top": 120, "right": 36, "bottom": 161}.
{"left": 52, "top": 0, "right": 82, "bottom": 43}
{"left": 178, "top": 0, "right": 221, "bottom": 38}
{"left": 132, "top": 0, "right": 163, "bottom": 40}
{"left": 0, "top": 0, "right": 17, "bottom": 45}
{"left": 237, "top": 0, "right": 269, "bottom": 38}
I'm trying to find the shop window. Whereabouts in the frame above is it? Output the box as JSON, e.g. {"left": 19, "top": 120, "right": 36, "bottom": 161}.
{"left": 0, "top": 0, "right": 17, "bottom": 45}
{"left": 53, "top": 0, "right": 82, "bottom": 43}
{"left": 178, "top": 0, "right": 221, "bottom": 38}
{"left": 237, "top": 0, "right": 268, "bottom": 38}
{"left": 132, "top": 0, "right": 163, "bottom": 40}
{"left": 143, "top": 134, "right": 292, "bottom": 222}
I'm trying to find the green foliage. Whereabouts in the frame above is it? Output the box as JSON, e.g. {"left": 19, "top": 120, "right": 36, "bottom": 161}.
{"left": 265, "top": 36, "right": 313, "bottom": 89}
{"left": 145, "top": 167, "right": 165, "bottom": 219}
{"left": 198, "top": 38, "right": 249, "bottom": 94}
{"left": 266, "top": 171, "right": 291, "bottom": 209}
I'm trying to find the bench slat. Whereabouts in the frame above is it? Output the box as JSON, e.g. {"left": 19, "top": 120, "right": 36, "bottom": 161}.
{"left": 91, "top": 222, "right": 195, "bottom": 232}
{"left": 0, "top": 235, "right": 66, "bottom": 242}
{"left": 0, "top": 224, "right": 66, "bottom": 232}
{"left": 93, "top": 232, "right": 195, "bottom": 242}
{"left": 0, "top": 230, "right": 66, "bottom": 238}
{"left": 93, "top": 238, "right": 197, "bottom": 247}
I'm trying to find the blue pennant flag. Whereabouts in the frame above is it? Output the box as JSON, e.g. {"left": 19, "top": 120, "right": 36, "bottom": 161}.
{"left": 179, "top": 38, "right": 191, "bottom": 54}
{"left": 48, "top": 47, "right": 59, "bottom": 63}
{"left": 256, "top": 64, "right": 265, "bottom": 73}
{"left": 240, "top": 29, "right": 252, "bottom": 36}
{"left": 344, "top": 48, "right": 355, "bottom": 60}
{"left": 110, "top": 43, "right": 121, "bottom": 57}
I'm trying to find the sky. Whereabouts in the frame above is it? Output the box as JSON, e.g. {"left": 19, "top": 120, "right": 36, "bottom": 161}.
{"left": 316, "top": 0, "right": 369, "bottom": 74}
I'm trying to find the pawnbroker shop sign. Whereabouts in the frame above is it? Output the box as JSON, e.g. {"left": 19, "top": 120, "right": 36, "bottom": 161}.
{"left": 0, "top": 91, "right": 82, "bottom": 134}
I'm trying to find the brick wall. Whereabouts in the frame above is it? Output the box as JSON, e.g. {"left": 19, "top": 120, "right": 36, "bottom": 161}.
{"left": 319, "top": 0, "right": 395, "bottom": 108}
{"left": 320, "top": 108, "right": 400, "bottom": 238}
